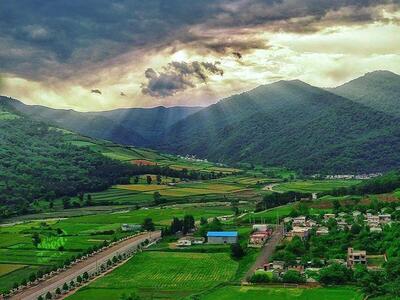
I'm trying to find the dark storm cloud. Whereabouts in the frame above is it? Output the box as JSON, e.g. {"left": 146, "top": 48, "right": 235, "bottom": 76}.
{"left": 141, "top": 61, "right": 223, "bottom": 97}
{"left": 0, "top": 0, "right": 398, "bottom": 80}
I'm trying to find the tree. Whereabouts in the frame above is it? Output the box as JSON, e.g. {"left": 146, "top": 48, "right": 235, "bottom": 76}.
{"left": 45, "top": 292, "right": 52, "bottom": 299}
{"left": 142, "top": 218, "right": 155, "bottom": 231}
{"left": 69, "top": 280, "right": 75, "bottom": 289}
{"left": 63, "top": 282, "right": 69, "bottom": 292}
{"left": 319, "top": 263, "right": 352, "bottom": 285}
{"left": 153, "top": 192, "right": 162, "bottom": 205}
{"left": 133, "top": 176, "right": 139, "bottom": 184}
{"left": 333, "top": 199, "right": 341, "bottom": 214}
{"left": 248, "top": 272, "right": 270, "bottom": 283}
{"left": 156, "top": 174, "right": 162, "bottom": 184}
{"left": 282, "top": 270, "right": 305, "bottom": 283}
{"left": 29, "top": 273, "right": 36, "bottom": 282}
{"left": 62, "top": 197, "right": 71, "bottom": 209}
{"left": 146, "top": 175, "right": 152, "bottom": 184}
{"left": 32, "top": 233, "right": 41, "bottom": 248}
{"left": 56, "top": 288, "right": 61, "bottom": 295}
{"left": 230, "top": 243, "right": 245, "bottom": 259}
{"left": 183, "top": 215, "right": 195, "bottom": 234}
{"left": 170, "top": 217, "right": 183, "bottom": 234}
{"left": 200, "top": 217, "right": 208, "bottom": 226}
{"left": 38, "top": 296, "right": 44, "bottom": 300}
{"left": 82, "top": 272, "right": 89, "bottom": 281}
{"left": 77, "top": 275, "right": 82, "bottom": 284}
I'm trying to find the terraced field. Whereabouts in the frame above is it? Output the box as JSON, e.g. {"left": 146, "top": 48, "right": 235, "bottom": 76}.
{"left": 68, "top": 251, "right": 238, "bottom": 300}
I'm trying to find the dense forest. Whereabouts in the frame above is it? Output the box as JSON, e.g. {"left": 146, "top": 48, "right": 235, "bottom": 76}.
{"left": 0, "top": 114, "right": 134, "bottom": 217}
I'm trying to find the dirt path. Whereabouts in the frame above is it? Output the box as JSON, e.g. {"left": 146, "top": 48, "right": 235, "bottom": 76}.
{"left": 244, "top": 225, "right": 284, "bottom": 281}
{"left": 262, "top": 183, "right": 279, "bottom": 191}
{"left": 9, "top": 231, "right": 161, "bottom": 300}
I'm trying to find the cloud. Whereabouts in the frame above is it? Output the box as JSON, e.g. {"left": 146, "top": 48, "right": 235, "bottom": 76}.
{"left": 91, "top": 89, "right": 102, "bottom": 95}
{"left": 0, "top": 0, "right": 397, "bottom": 81}
{"left": 141, "top": 61, "right": 223, "bottom": 98}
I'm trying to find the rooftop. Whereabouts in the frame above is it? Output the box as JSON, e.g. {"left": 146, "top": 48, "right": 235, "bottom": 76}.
{"left": 207, "top": 231, "right": 238, "bottom": 237}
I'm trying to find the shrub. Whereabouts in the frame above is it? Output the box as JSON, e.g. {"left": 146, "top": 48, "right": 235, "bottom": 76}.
{"left": 248, "top": 272, "right": 270, "bottom": 283}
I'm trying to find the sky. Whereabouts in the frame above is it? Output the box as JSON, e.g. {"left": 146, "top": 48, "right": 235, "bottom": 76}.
{"left": 0, "top": 0, "right": 400, "bottom": 111}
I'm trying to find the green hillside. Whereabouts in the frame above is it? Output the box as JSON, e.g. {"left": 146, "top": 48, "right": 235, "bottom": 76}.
{"left": 331, "top": 71, "right": 400, "bottom": 117}
{"left": 0, "top": 102, "right": 135, "bottom": 218}
{"left": 161, "top": 79, "right": 400, "bottom": 174}
{"left": 3, "top": 97, "right": 200, "bottom": 146}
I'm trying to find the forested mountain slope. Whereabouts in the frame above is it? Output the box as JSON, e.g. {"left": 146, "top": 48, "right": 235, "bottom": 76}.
{"left": 159, "top": 80, "right": 400, "bottom": 174}
{"left": 3, "top": 97, "right": 201, "bottom": 146}
{"left": 330, "top": 70, "right": 400, "bottom": 116}
{"left": 0, "top": 101, "right": 133, "bottom": 217}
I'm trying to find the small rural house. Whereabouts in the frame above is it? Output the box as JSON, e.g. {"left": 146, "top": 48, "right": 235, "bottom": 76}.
{"left": 121, "top": 224, "right": 142, "bottom": 232}
{"left": 177, "top": 236, "right": 205, "bottom": 246}
{"left": 288, "top": 227, "right": 311, "bottom": 240}
{"left": 316, "top": 227, "right": 329, "bottom": 236}
{"left": 347, "top": 247, "right": 367, "bottom": 268}
{"left": 292, "top": 216, "right": 306, "bottom": 226}
{"left": 207, "top": 231, "right": 238, "bottom": 244}
{"left": 249, "top": 230, "right": 272, "bottom": 247}
{"left": 252, "top": 224, "right": 268, "bottom": 232}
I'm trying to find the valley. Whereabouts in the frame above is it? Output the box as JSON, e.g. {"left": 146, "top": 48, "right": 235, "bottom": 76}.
{"left": 1, "top": 71, "right": 400, "bottom": 300}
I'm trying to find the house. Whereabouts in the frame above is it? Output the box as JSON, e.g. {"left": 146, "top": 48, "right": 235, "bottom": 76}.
{"left": 306, "top": 219, "right": 317, "bottom": 227}
{"left": 378, "top": 214, "right": 391, "bottom": 224}
{"left": 316, "top": 227, "right": 329, "bottom": 236}
{"left": 370, "top": 226, "right": 382, "bottom": 233}
{"left": 249, "top": 230, "right": 272, "bottom": 247}
{"left": 207, "top": 231, "right": 238, "bottom": 244}
{"left": 337, "top": 221, "right": 349, "bottom": 230}
{"left": 121, "top": 224, "right": 142, "bottom": 232}
{"left": 347, "top": 248, "right": 367, "bottom": 268}
{"left": 324, "top": 213, "right": 336, "bottom": 220}
{"left": 353, "top": 211, "right": 362, "bottom": 218}
{"left": 177, "top": 237, "right": 192, "bottom": 246}
{"left": 253, "top": 224, "right": 268, "bottom": 232}
{"left": 265, "top": 261, "right": 285, "bottom": 271}
{"left": 288, "top": 227, "right": 311, "bottom": 240}
{"left": 292, "top": 216, "right": 307, "bottom": 226}
{"left": 177, "top": 236, "right": 205, "bottom": 246}
{"left": 366, "top": 215, "right": 380, "bottom": 227}
{"left": 283, "top": 217, "right": 293, "bottom": 223}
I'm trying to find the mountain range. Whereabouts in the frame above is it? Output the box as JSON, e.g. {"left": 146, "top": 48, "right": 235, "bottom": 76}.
{"left": 2, "top": 70, "right": 400, "bottom": 174}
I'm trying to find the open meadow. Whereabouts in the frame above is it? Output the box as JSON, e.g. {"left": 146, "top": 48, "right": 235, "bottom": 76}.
{"left": 198, "top": 285, "right": 364, "bottom": 300}
{"left": 273, "top": 180, "right": 361, "bottom": 193}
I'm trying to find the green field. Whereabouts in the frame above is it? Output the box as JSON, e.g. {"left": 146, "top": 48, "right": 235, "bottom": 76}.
{"left": 0, "top": 206, "right": 231, "bottom": 293}
{"left": 273, "top": 180, "right": 361, "bottom": 193}
{"left": 68, "top": 251, "right": 238, "bottom": 300}
{"left": 199, "top": 286, "right": 363, "bottom": 300}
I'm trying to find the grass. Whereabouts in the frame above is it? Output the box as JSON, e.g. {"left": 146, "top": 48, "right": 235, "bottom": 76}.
{"left": 68, "top": 251, "right": 238, "bottom": 300}
{"left": 274, "top": 180, "right": 361, "bottom": 193}
{"left": 0, "top": 264, "right": 26, "bottom": 277}
{"left": 198, "top": 285, "right": 364, "bottom": 300}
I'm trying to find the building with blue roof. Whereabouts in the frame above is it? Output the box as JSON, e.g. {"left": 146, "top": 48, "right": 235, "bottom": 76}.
{"left": 207, "top": 231, "right": 238, "bottom": 244}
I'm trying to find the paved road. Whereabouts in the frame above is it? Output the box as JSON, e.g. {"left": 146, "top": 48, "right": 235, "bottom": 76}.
{"left": 10, "top": 231, "right": 161, "bottom": 300}
{"left": 244, "top": 225, "right": 284, "bottom": 280}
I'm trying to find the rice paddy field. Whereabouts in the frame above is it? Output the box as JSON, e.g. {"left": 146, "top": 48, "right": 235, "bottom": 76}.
{"left": 68, "top": 251, "right": 239, "bottom": 300}
{"left": 198, "top": 286, "right": 364, "bottom": 300}
{"left": 0, "top": 206, "right": 231, "bottom": 293}
{"left": 273, "top": 180, "right": 361, "bottom": 193}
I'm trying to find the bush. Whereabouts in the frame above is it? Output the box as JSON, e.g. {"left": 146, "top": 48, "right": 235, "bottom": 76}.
{"left": 248, "top": 272, "right": 270, "bottom": 283}
{"left": 282, "top": 270, "right": 306, "bottom": 283}
{"left": 230, "top": 243, "right": 245, "bottom": 259}
{"left": 319, "top": 263, "right": 353, "bottom": 285}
